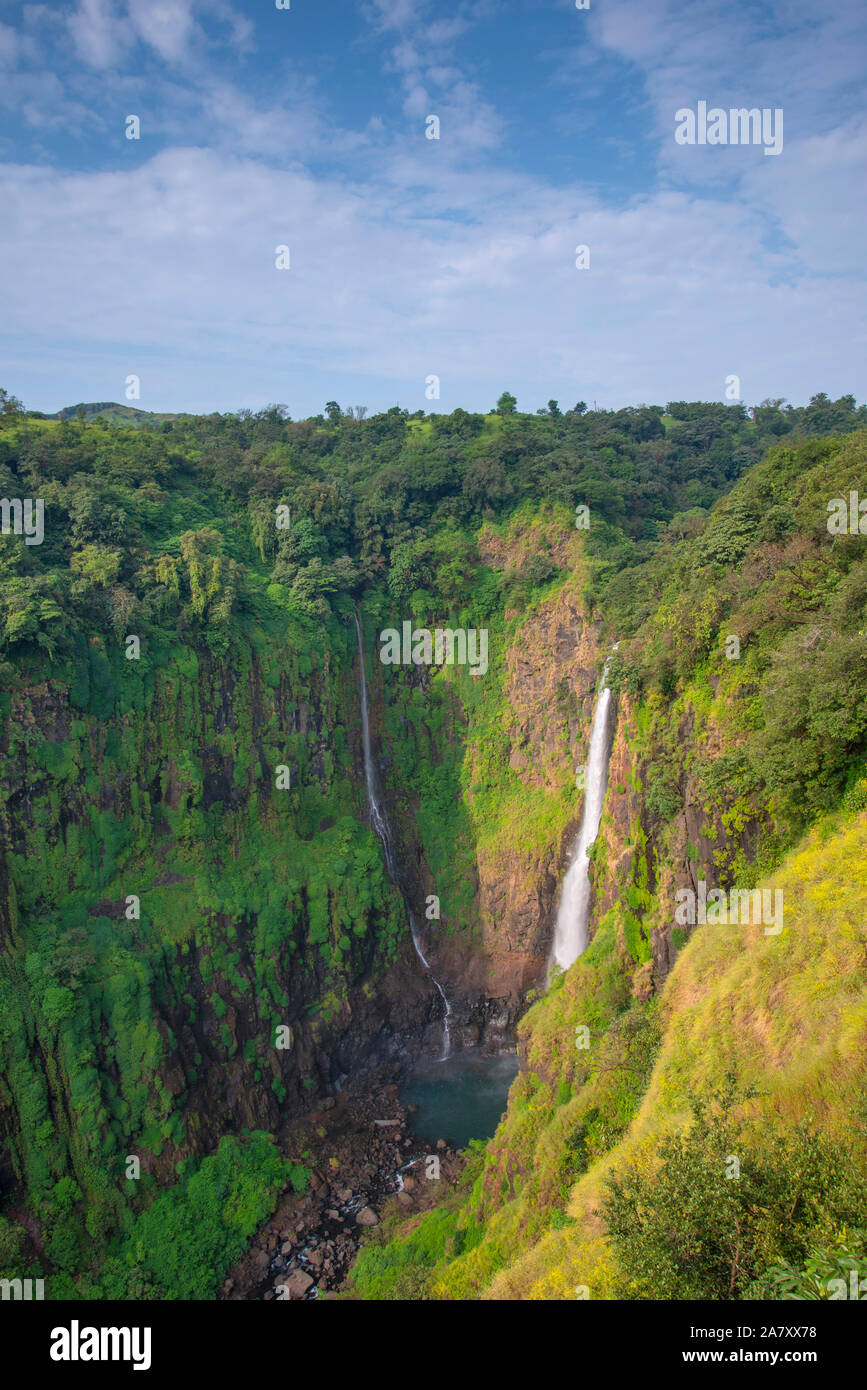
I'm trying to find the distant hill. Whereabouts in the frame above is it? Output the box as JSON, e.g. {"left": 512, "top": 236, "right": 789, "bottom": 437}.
{"left": 44, "top": 402, "right": 189, "bottom": 426}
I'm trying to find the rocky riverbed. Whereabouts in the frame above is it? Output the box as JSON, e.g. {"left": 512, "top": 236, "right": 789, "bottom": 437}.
{"left": 219, "top": 1063, "right": 464, "bottom": 1301}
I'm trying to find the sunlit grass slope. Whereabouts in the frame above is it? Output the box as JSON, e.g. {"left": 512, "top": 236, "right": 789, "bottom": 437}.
{"left": 349, "top": 803, "right": 867, "bottom": 1299}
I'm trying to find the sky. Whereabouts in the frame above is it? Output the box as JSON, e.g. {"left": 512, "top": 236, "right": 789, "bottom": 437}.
{"left": 0, "top": 0, "right": 865, "bottom": 418}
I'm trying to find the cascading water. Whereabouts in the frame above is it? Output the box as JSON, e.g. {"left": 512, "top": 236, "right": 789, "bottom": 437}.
{"left": 354, "top": 611, "right": 452, "bottom": 1058}
{"left": 548, "top": 650, "right": 618, "bottom": 981}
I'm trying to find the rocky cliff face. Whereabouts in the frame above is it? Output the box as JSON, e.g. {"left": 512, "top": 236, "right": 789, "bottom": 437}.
{"left": 0, "top": 517, "right": 633, "bottom": 1261}
{"left": 367, "top": 516, "right": 608, "bottom": 1048}
{"left": 592, "top": 683, "right": 767, "bottom": 1001}
{"left": 0, "top": 639, "right": 442, "bottom": 1222}
{"left": 466, "top": 600, "right": 603, "bottom": 1004}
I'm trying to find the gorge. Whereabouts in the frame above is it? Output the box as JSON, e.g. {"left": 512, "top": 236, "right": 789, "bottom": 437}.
{"left": 0, "top": 393, "right": 865, "bottom": 1303}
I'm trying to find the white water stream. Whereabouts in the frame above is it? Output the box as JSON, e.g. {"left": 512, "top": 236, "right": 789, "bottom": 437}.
{"left": 548, "top": 651, "right": 618, "bottom": 981}
{"left": 354, "top": 611, "right": 452, "bottom": 1058}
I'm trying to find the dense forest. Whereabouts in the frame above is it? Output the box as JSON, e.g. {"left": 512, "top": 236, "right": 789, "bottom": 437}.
{"left": 0, "top": 386, "right": 865, "bottom": 1300}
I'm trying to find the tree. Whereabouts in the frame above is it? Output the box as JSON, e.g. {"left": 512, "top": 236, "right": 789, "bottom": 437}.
{"left": 324, "top": 401, "right": 341, "bottom": 424}
{"left": 602, "top": 1089, "right": 864, "bottom": 1300}
{"left": 70, "top": 545, "right": 122, "bottom": 588}
{"left": 495, "top": 391, "right": 517, "bottom": 415}
{"left": 462, "top": 456, "right": 513, "bottom": 513}
{"left": 547, "top": 400, "right": 562, "bottom": 418}
{"left": 0, "top": 387, "right": 24, "bottom": 419}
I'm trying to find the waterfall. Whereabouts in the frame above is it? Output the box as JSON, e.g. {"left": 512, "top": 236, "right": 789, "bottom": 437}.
{"left": 354, "top": 611, "right": 452, "bottom": 1058}
{"left": 548, "top": 650, "right": 618, "bottom": 980}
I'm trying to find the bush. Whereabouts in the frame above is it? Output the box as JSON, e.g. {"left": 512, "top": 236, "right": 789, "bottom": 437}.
{"left": 602, "top": 1090, "right": 865, "bottom": 1300}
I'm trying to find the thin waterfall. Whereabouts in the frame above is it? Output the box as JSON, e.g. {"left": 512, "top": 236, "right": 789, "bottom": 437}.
{"left": 354, "top": 611, "right": 452, "bottom": 1058}
{"left": 548, "top": 650, "right": 618, "bottom": 981}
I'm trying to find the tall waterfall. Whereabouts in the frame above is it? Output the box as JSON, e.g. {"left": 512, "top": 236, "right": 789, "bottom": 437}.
{"left": 548, "top": 652, "right": 618, "bottom": 980}
{"left": 354, "top": 611, "right": 452, "bottom": 1058}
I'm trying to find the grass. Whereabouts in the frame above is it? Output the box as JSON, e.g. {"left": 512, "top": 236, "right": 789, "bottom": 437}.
{"left": 347, "top": 803, "right": 867, "bottom": 1300}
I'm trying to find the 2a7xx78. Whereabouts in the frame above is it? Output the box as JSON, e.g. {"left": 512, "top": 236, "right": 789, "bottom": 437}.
{"left": 758, "top": 1327, "right": 816, "bottom": 1338}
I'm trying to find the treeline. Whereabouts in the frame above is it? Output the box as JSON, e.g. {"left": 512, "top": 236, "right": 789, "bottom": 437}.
{"left": 0, "top": 390, "right": 864, "bottom": 670}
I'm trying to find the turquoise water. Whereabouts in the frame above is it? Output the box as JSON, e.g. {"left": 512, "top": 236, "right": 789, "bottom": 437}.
{"left": 401, "top": 1050, "right": 519, "bottom": 1151}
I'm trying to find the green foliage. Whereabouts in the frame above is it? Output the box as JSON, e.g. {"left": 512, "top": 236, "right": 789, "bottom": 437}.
{"left": 1, "top": 396, "right": 866, "bottom": 1302}
{"left": 756, "top": 1229, "right": 867, "bottom": 1300}
{"left": 602, "top": 1089, "right": 865, "bottom": 1300}
{"left": 642, "top": 764, "right": 681, "bottom": 822}
{"left": 100, "top": 1134, "right": 302, "bottom": 1300}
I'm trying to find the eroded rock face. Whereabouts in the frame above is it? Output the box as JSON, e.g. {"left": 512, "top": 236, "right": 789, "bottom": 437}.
{"left": 373, "top": 520, "right": 606, "bottom": 1042}
{"left": 593, "top": 687, "right": 766, "bottom": 996}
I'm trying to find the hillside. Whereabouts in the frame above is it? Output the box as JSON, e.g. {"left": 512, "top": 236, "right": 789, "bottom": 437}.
{"left": 345, "top": 425, "right": 867, "bottom": 1301}
{"left": 0, "top": 393, "right": 865, "bottom": 1300}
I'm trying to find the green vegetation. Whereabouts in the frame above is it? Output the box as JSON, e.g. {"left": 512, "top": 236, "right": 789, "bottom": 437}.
{"left": 1, "top": 390, "right": 865, "bottom": 1299}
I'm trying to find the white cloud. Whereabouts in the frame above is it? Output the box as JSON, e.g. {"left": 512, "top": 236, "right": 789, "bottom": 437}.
{"left": 1, "top": 0, "right": 864, "bottom": 414}
{"left": 67, "top": 0, "right": 130, "bottom": 70}
{"left": 126, "top": 0, "right": 197, "bottom": 64}
{"left": 1, "top": 146, "right": 863, "bottom": 415}
{"left": 366, "top": 0, "right": 420, "bottom": 34}
{"left": 0, "top": 19, "right": 20, "bottom": 66}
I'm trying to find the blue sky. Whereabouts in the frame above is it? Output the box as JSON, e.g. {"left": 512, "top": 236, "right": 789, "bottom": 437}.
{"left": 0, "top": 0, "right": 865, "bottom": 416}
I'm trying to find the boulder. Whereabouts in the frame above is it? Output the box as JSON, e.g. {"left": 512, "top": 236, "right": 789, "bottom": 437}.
{"left": 278, "top": 1269, "right": 314, "bottom": 1300}
{"left": 355, "top": 1206, "right": 379, "bottom": 1227}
